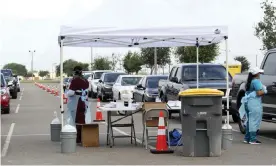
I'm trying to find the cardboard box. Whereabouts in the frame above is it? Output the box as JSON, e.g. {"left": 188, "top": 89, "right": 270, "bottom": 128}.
{"left": 77, "top": 123, "right": 99, "bottom": 147}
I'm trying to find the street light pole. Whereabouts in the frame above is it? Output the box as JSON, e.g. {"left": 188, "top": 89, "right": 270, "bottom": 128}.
{"left": 29, "top": 50, "right": 35, "bottom": 81}
{"left": 90, "top": 47, "right": 93, "bottom": 70}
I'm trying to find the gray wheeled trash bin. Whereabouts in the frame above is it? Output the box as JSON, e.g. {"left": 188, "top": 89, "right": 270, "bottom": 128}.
{"left": 179, "top": 88, "right": 224, "bottom": 157}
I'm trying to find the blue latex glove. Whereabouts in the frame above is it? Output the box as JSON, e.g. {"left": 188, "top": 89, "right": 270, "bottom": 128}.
{"left": 262, "top": 85, "right": 268, "bottom": 94}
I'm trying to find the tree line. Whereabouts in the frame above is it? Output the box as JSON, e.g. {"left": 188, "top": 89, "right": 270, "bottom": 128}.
{"left": 2, "top": 63, "right": 50, "bottom": 78}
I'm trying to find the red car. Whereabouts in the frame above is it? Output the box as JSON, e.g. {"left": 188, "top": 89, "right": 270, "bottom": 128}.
{"left": 1, "top": 73, "right": 10, "bottom": 114}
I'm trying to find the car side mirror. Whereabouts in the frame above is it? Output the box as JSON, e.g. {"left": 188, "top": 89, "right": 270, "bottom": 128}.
{"left": 99, "top": 79, "right": 102, "bottom": 83}
{"left": 19, "top": 78, "right": 22, "bottom": 81}
{"left": 171, "top": 77, "right": 178, "bottom": 83}
{"left": 137, "top": 84, "right": 142, "bottom": 88}
{"left": 137, "top": 84, "right": 145, "bottom": 90}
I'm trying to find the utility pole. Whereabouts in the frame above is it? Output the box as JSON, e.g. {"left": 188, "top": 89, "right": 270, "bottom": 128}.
{"left": 29, "top": 50, "right": 35, "bottom": 81}
{"left": 112, "top": 53, "right": 117, "bottom": 71}
{"left": 90, "top": 47, "right": 93, "bottom": 70}
{"left": 154, "top": 47, "right": 157, "bottom": 75}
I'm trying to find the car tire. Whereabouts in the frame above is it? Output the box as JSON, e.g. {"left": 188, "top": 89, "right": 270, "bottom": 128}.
{"left": 232, "top": 113, "right": 240, "bottom": 123}
{"left": 12, "top": 92, "right": 17, "bottom": 99}
{"left": 101, "top": 92, "right": 106, "bottom": 102}
{"left": 88, "top": 90, "right": 92, "bottom": 98}
{"left": 142, "top": 95, "right": 146, "bottom": 102}
{"left": 118, "top": 93, "right": 121, "bottom": 100}
{"left": 91, "top": 90, "right": 97, "bottom": 99}
{"left": 160, "top": 93, "right": 167, "bottom": 103}
{"left": 236, "top": 94, "right": 246, "bottom": 134}
{"left": 3, "top": 106, "right": 10, "bottom": 114}
{"left": 17, "top": 88, "right": 20, "bottom": 92}
{"left": 96, "top": 89, "right": 100, "bottom": 99}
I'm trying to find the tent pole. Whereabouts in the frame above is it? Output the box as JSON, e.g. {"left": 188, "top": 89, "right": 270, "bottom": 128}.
{"left": 225, "top": 36, "right": 230, "bottom": 126}
{"left": 60, "top": 37, "right": 64, "bottom": 129}
{"left": 154, "top": 47, "right": 157, "bottom": 75}
{"left": 196, "top": 38, "right": 199, "bottom": 89}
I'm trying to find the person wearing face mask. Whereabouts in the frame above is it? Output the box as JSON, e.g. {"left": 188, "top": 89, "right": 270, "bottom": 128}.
{"left": 242, "top": 67, "right": 267, "bottom": 144}
{"left": 66, "top": 66, "right": 89, "bottom": 143}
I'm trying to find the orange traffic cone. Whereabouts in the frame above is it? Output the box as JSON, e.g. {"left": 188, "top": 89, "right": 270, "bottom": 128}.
{"left": 51, "top": 87, "right": 55, "bottom": 94}
{"left": 47, "top": 86, "right": 51, "bottom": 92}
{"left": 55, "top": 88, "right": 59, "bottom": 96}
{"left": 63, "top": 93, "right": 68, "bottom": 104}
{"left": 93, "top": 98, "right": 105, "bottom": 122}
{"left": 150, "top": 111, "right": 174, "bottom": 154}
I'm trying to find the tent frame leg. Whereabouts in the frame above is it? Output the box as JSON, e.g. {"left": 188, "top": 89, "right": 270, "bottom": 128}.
{"left": 196, "top": 38, "right": 199, "bottom": 89}
{"left": 225, "top": 36, "right": 230, "bottom": 126}
{"left": 60, "top": 37, "right": 64, "bottom": 129}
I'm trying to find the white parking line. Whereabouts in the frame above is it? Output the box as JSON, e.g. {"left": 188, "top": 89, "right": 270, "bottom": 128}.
{"left": 19, "top": 96, "right": 22, "bottom": 100}
{"left": 15, "top": 104, "right": 20, "bottom": 113}
{"left": 22, "top": 88, "right": 24, "bottom": 92}
{"left": 1, "top": 123, "right": 15, "bottom": 157}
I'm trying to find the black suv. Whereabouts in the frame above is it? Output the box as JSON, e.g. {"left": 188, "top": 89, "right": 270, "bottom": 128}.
{"left": 97, "top": 72, "right": 127, "bottom": 101}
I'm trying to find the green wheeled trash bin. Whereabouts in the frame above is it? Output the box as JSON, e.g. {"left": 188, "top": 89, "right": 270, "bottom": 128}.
{"left": 179, "top": 88, "right": 224, "bottom": 157}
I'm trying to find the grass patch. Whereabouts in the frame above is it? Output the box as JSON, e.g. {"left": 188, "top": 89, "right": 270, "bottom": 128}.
{"left": 21, "top": 80, "right": 60, "bottom": 83}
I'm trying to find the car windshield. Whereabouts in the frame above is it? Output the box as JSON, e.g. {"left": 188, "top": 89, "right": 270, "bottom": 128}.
{"left": 104, "top": 73, "right": 125, "bottom": 82}
{"left": 1, "top": 70, "right": 12, "bottom": 77}
{"left": 146, "top": 77, "right": 168, "bottom": 88}
{"left": 83, "top": 74, "right": 90, "bottom": 80}
{"left": 121, "top": 77, "right": 142, "bottom": 86}
{"left": 182, "top": 65, "right": 231, "bottom": 81}
{"left": 5, "top": 77, "right": 12, "bottom": 82}
{"left": 94, "top": 72, "right": 104, "bottom": 79}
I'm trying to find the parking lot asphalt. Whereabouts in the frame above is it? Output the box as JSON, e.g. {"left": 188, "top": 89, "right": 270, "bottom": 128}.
{"left": 1, "top": 83, "right": 276, "bottom": 165}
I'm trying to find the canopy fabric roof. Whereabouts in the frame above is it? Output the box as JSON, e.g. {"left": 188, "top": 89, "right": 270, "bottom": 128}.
{"left": 59, "top": 26, "right": 228, "bottom": 47}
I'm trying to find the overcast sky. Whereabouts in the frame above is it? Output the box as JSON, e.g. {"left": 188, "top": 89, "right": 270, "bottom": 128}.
{"left": 0, "top": 0, "right": 265, "bottom": 71}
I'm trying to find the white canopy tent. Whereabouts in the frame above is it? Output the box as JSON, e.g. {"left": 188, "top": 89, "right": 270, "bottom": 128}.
{"left": 58, "top": 25, "right": 230, "bottom": 128}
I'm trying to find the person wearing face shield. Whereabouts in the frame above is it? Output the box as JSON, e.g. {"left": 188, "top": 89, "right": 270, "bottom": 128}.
{"left": 66, "top": 66, "right": 89, "bottom": 143}
{"left": 242, "top": 67, "right": 267, "bottom": 144}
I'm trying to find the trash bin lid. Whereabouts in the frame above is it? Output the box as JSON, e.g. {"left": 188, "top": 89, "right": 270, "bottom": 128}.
{"left": 179, "top": 88, "right": 224, "bottom": 96}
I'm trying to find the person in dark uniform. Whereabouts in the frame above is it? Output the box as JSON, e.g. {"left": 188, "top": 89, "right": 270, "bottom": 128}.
{"left": 66, "top": 66, "right": 89, "bottom": 143}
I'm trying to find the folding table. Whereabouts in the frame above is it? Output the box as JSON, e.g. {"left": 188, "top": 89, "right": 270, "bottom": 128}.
{"left": 99, "top": 102, "right": 142, "bottom": 148}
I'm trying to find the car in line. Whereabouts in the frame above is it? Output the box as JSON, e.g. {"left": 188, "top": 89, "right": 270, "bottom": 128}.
{"left": 231, "top": 48, "right": 276, "bottom": 133}
{"left": 15, "top": 76, "right": 21, "bottom": 92}
{"left": 5, "top": 76, "right": 18, "bottom": 99}
{"left": 88, "top": 70, "right": 112, "bottom": 98}
{"left": 97, "top": 72, "right": 127, "bottom": 101}
{"left": 158, "top": 63, "right": 234, "bottom": 121}
{"left": 1, "top": 73, "right": 10, "bottom": 114}
{"left": 133, "top": 75, "right": 168, "bottom": 102}
{"left": 112, "top": 75, "right": 143, "bottom": 101}
{"left": 1, "top": 69, "right": 18, "bottom": 99}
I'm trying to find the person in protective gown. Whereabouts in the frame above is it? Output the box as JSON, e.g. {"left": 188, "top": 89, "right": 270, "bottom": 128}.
{"left": 239, "top": 67, "right": 267, "bottom": 144}
{"left": 66, "top": 66, "right": 89, "bottom": 143}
